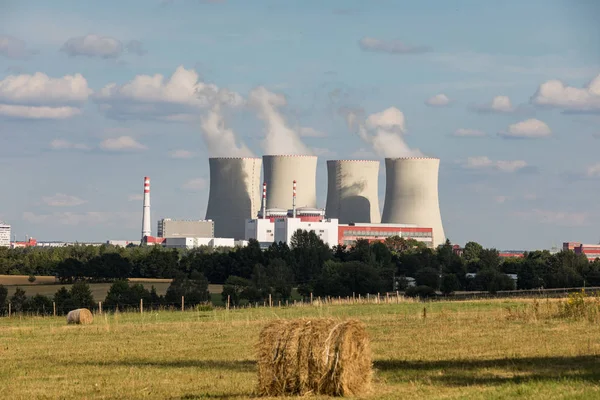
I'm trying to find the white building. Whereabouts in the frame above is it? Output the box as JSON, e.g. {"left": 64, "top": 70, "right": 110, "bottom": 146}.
{"left": 0, "top": 223, "right": 10, "bottom": 247}
{"left": 245, "top": 218, "right": 275, "bottom": 244}
{"left": 107, "top": 240, "right": 141, "bottom": 247}
{"left": 163, "top": 237, "right": 242, "bottom": 249}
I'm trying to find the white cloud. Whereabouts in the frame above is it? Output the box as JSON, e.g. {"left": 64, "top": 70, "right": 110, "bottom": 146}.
{"left": 249, "top": 86, "right": 310, "bottom": 155}
{"left": 531, "top": 74, "right": 600, "bottom": 112}
{"left": 586, "top": 163, "right": 600, "bottom": 178}
{"left": 0, "top": 104, "right": 82, "bottom": 119}
{"left": 0, "top": 72, "right": 91, "bottom": 106}
{"left": 453, "top": 128, "right": 486, "bottom": 137}
{"left": 22, "top": 211, "right": 139, "bottom": 228}
{"left": 475, "top": 95, "right": 515, "bottom": 113}
{"left": 49, "top": 139, "right": 89, "bottom": 150}
{"left": 182, "top": 178, "right": 207, "bottom": 191}
{"left": 94, "top": 66, "right": 242, "bottom": 120}
{"left": 42, "top": 193, "right": 87, "bottom": 207}
{"left": 498, "top": 118, "right": 551, "bottom": 139}
{"left": 169, "top": 149, "right": 194, "bottom": 159}
{"left": 128, "top": 194, "right": 143, "bottom": 202}
{"left": 358, "top": 37, "right": 431, "bottom": 54}
{"left": 298, "top": 127, "right": 326, "bottom": 137}
{"left": 99, "top": 136, "right": 147, "bottom": 151}
{"left": 464, "top": 156, "right": 528, "bottom": 173}
{"left": 0, "top": 35, "right": 35, "bottom": 59}
{"left": 425, "top": 94, "right": 450, "bottom": 107}
{"left": 61, "top": 34, "right": 122, "bottom": 58}
{"left": 200, "top": 104, "right": 254, "bottom": 157}
{"left": 514, "top": 209, "right": 590, "bottom": 227}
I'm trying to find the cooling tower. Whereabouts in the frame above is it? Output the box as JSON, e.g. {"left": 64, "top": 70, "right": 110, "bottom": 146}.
{"left": 263, "top": 155, "right": 317, "bottom": 210}
{"left": 325, "top": 160, "right": 381, "bottom": 224}
{"left": 381, "top": 157, "right": 446, "bottom": 247}
{"left": 205, "top": 157, "right": 262, "bottom": 239}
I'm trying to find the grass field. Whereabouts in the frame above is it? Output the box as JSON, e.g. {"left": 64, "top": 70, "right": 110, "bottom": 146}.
{"left": 0, "top": 275, "right": 224, "bottom": 304}
{"left": 1, "top": 298, "right": 599, "bottom": 399}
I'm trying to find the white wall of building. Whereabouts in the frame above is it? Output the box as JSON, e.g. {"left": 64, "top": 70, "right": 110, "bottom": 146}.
{"left": 275, "top": 218, "right": 339, "bottom": 247}
{"left": 245, "top": 218, "right": 275, "bottom": 243}
{"left": 0, "top": 224, "right": 10, "bottom": 247}
{"left": 164, "top": 237, "right": 241, "bottom": 249}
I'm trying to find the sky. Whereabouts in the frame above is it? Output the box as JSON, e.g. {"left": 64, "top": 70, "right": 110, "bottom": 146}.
{"left": 1, "top": 0, "right": 599, "bottom": 250}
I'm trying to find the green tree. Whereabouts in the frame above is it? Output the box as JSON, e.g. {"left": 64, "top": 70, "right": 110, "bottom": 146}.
{"left": 415, "top": 267, "right": 441, "bottom": 290}
{"left": 25, "top": 294, "right": 53, "bottom": 315}
{"left": 70, "top": 281, "right": 95, "bottom": 309}
{"left": 463, "top": 242, "right": 483, "bottom": 262}
{"left": 221, "top": 276, "right": 251, "bottom": 306}
{"left": 0, "top": 285, "right": 8, "bottom": 312}
{"left": 10, "top": 287, "right": 27, "bottom": 313}
{"left": 54, "top": 287, "right": 75, "bottom": 314}
{"left": 164, "top": 271, "right": 210, "bottom": 306}
{"left": 440, "top": 274, "right": 461, "bottom": 295}
{"left": 266, "top": 258, "right": 294, "bottom": 301}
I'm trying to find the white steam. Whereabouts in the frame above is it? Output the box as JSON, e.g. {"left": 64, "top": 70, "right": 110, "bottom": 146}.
{"left": 346, "top": 107, "right": 423, "bottom": 158}
{"left": 200, "top": 104, "right": 254, "bottom": 157}
{"left": 249, "top": 86, "right": 311, "bottom": 155}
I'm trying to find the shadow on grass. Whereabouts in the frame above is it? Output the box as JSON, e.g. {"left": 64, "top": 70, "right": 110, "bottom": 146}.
{"left": 71, "top": 359, "right": 256, "bottom": 372}
{"left": 375, "top": 355, "right": 600, "bottom": 386}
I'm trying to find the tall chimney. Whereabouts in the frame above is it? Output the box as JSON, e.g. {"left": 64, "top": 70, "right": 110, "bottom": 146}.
{"left": 262, "top": 182, "right": 267, "bottom": 219}
{"left": 142, "top": 176, "right": 151, "bottom": 240}
{"left": 292, "top": 180, "right": 297, "bottom": 218}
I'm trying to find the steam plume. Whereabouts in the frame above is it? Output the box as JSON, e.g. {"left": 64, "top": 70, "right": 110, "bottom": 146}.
{"left": 200, "top": 104, "right": 254, "bottom": 157}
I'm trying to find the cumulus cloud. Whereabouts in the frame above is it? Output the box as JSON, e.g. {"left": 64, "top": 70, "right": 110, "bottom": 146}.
{"left": 182, "top": 178, "right": 207, "bottom": 191}
{"left": 531, "top": 74, "right": 600, "bottom": 112}
{"left": 453, "top": 128, "right": 486, "bottom": 137}
{"left": 0, "top": 35, "right": 36, "bottom": 59}
{"left": 498, "top": 118, "right": 551, "bottom": 139}
{"left": 42, "top": 193, "right": 87, "bottom": 207}
{"left": 61, "top": 34, "right": 123, "bottom": 58}
{"left": 200, "top": 104, "right": 254, "bottom": 157}
{"left": 474, "top": 95, "right": 515, "bottom": 113}
{"left": 344, "top": 107, "right": 423, "bottom": 158}
{"left": 49, "top": 139, "right": 90, "bottom": 150}
{"left": 358, "top": 37, "right": 431, "bottom": 54}
{"left": 94, "top": 66, "right": 242, "bottom": 120}
{"left": 169, "top": 149, "right": 194, "bottom": 159}
{"left": 0, "top": 72, "right": 91, "bottom": 119}
{"left": 464, "top": 156, "right": 528, "bottom": 173}
{"left": 425, "top": 94, "right": 450, "bottom": 107}
{"left": 99, "top": 136, "right": 147, "bottom": 151}
{"left": 249, "top": 86, "right": 311, "bottom": 155}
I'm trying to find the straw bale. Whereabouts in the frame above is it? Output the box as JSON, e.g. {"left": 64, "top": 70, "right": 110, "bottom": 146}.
{"left": 66, "top": 308, "right": 93, "bottom": 325}
{"left": 257, "top": 318, "right": 372, "bottom": 396}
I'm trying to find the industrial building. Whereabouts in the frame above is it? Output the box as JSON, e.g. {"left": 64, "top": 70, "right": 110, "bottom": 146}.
{"left": 157, "top": 218, "right": 214, "bottom": 238}
{"left": 325, "top": 160, "right": 381, "bottom": 224}
{"left": 338, "top": 224, "right": 433, "bottom": 247}
{"left": 163, "top": 237, "right": 247, "bottom": 249}
{"left": 564, "top": 242, "right": 600, "bottom": 261}
{"left": 205, "top": 157, "right": 262, "bottom": 240}
{"left": 381, "top": 158, "right": 446, "bottom": 247}
{"left": 0, "top": 223, "right": 11, "bottom": 247}
{"left": 263, "top": 155, "right": 317, "bottom": 210}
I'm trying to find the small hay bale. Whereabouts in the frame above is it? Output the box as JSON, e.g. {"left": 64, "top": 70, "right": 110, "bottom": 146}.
{"left": 257, "top": 318, "right": 372, "bottom": 397}
{"left": 66, "top": 308, "right": 93, "bottom": 325}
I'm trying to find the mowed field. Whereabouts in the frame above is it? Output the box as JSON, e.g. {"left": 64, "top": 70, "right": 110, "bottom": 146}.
{"left": 0, "top": 275, "right": 224, "bottom": 302}
{"left": 1, "top": 299, "right": 599, "bottom": 399}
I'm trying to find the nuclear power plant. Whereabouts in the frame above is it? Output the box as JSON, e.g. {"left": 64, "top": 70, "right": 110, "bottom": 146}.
{"left": 205, "top": 157, "right": 262, "bottom": 239}
{"left": 263, "top": 155, "right": 317, "bottom": 210}
{"left": 381, "top": 157, "right": 445, "bottom": 247}
{"left": 325, "top": 160, "right": 381, "bottom": 224}
{"left": 138, "top": 154, "right": 446, "bottom": 249}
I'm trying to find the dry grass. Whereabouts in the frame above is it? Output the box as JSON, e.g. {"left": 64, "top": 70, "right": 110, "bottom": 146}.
{"left": 257, "top": 318, "right": 371, "bottom": 396}
{"left": 0, "top": 299, "right": 599, "bottom": 399}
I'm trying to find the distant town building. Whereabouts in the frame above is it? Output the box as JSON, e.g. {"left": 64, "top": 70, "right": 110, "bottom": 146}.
{"left": 563, "top": 242, "right": 600, "bottom": 261}
{"left": 10, "top": 238, "right": 37, "bottom": 248}
{"left": 106, "top": 240, "right": 141, "bottom": 247}
{"left": 157, "top": 218, "right": 214, "bottom": 238}
{"left": 0, "top": 223, "right": 11, "bottom": 247}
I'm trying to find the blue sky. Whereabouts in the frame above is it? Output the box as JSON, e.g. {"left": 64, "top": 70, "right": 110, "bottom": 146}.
{"left": 1, "top": 0, "right": 599, "bottom": 249}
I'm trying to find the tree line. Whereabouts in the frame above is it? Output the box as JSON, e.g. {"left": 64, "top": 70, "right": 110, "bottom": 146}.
{"left": 2, "top": 232, "right": 600, "bottom": 305}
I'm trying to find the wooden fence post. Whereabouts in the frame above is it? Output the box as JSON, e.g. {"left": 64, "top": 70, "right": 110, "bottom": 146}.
{"left": 310, "top": 292, "right": 313, "bottom": 304}
{"left": 269, "top": 294, "right": 272, "bottom": 308}
{"left": 181, "top": 296, "right": 184, "bottom": 312}
{"left": 8, "top": 302, "right": 11, "bottom": 318}
{"left": 99, "top": 301, "right": 103, "bottom": 315}
{"left": 140, "top": 298, "right": 143, "bottom": 314}
{"left": 53, "top": 302, "right": 56, "bottom": 317}
{"left": 227, "top": 295, "right": 230, "bottom": 310}
{"left": 396, "top": 291, "right": 399, "bottom": 304}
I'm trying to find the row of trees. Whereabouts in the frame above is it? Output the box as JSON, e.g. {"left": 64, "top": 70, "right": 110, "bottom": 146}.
{"left": 2, "top": 233, "right": 600, "bottom": 301}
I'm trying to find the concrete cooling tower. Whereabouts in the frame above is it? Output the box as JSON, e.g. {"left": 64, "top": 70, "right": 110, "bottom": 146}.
{"left": 205, "top": 157, "right": 262, "bottom": 239}
{"left": 381, "top": 157, "right": 446, "bottom": 247}
{"left": 263, "top": 155, "right": 317, "bottom": 210}
{"left": 325, "top": 160, "right": 381, "bottom": 224}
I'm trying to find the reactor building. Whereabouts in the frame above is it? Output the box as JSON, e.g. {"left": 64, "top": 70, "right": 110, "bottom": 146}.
{"left": 262, "top": 155, "right": 317, "bottom": 210}
{"left": 205, "top": 157, "right": 262, "bottom": 239}
{"left": 381, "top": 157, "right": 445, "bottom": 247}
{"left": 325, "top": 160, "right": 381, "bottom": 224}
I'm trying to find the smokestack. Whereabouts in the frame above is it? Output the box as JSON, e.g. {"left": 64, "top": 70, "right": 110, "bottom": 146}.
{"left": 292, "top": 180, "right": 297, "bottom": 218}
{"left": 262, "top": 182, "right": 267, "bottom": 219}
{"left": 141, "top": 176, "right": 151, "bottom": 240}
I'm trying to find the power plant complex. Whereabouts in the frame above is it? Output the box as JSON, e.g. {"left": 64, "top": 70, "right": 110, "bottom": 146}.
{"left": 137, "top": 155, "right": 446, "bottom": 250}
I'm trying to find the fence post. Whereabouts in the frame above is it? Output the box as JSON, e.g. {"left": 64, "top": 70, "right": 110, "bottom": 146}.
{"left": 99, "top": 301, "right": 103, "bottom": 315}
{"left": 310, "top": 292, "right": 313, "bottom": 304}
{"left": 140, "top": 298, "right": 143, "bottom": 314}
{"left": 181, "top": 296, "right": 185, "bottom": 312}
{"left": 227, "top": 295, "right": 230, "bottom": 310}
{"left": 396, "top": 291, "right": 399, "bottom": 304}
{"left": 269, "top": 294, "right": 272, "bottom": 308}
{"left": 53, "top": 302, "right": 56, "bottom": 317}
{"left": 8, "top": 302, "right": 11, "bottom": 318}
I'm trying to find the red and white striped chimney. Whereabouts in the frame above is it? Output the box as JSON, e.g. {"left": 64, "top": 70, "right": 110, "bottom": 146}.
{"left": 262, "top": 182, "right": 267, "bottom": 219}
{"left": 292, "top": 180, "right": 297, "bottom": 218}
{"left": 141, "top": 176, "right": 151, "bottom": 239}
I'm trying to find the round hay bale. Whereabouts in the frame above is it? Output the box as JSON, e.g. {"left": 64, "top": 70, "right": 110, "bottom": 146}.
{"left": 257, "top": 318, "right": 372, "bottom": 396}
{"left": 66, "top": 308, "right": 93, "bottom": 325}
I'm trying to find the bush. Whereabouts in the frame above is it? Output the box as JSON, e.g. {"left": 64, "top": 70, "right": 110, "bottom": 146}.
{"left": 440, "top": 274, "right": 461, "bottom": 295}
{"left": 415, "top": 267, "right": 440, "bottom": 290}
{"left": 10, "top": 287, "right": 27, "bottom": 312}
{"left": 25, "top": 294, "right": 53, "bottom": 315}
{"left": 405, "top": 285, "right": 436, "bottom": 299}
{"left": 28, "top": 275, "right": 36, "bottom": 283}
{"left": 165, "top": 272, "right": 210, "bottom": 307}
{"left": 0, "top": 285, "right": 7, "bottom": 311}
